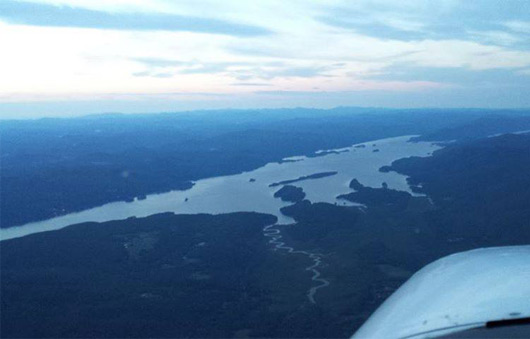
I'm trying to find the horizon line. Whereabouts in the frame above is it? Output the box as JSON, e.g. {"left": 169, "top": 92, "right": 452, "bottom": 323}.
{"left": 2, "top": 106, "right": 530, "bottom": 122}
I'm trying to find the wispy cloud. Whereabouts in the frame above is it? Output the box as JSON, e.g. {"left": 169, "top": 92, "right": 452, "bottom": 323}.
{"left": 228, "top": 65, "right": 336, "bottom": 81}
{"left": 317, "top": 0, "right": 530, "bottom": 47}
{"left": 1, "top": 0, "right": 530, "bottom": 117}
{"left": 133, "top": 58, "right": 188, "bottom": 68}
{"left": 131, "top": 59, "right": 334, "bottom": 81}
{"left": 231, "top": 82, "right": 272, "bottom": 87}
{"left": 504, "top": 20, "right": 530, "bottom": 34}
{"left": 0, "top": 0, "right": 271, "bottom": 36}
{"left": 467, "top": 30, "right": 523, "bottom": 46}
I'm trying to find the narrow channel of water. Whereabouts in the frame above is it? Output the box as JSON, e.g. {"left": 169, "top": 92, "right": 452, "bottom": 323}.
{"left": 263, "top": 224, "right": 330, "bottom": 304}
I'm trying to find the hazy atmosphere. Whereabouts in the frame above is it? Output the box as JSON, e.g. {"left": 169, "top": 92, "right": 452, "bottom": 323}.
{"left": 1, "top": 0, "right": 530, "bottom": 118}
{"left": 1, "top": 1, "right": 530, "bottom": 338}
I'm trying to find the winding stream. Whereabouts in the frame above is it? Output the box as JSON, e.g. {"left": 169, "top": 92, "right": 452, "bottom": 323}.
{"left": 263, "top": 224, "right": 330, "bottom": 304}
{"left": 0, "top": 135, "right": 442, "bottom": 305}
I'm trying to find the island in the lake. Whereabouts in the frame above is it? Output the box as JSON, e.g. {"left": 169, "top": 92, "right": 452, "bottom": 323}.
{"left": 274, "top": 185, "right": 306, "bottom": 203}
{"left": 269, "top": 171, "right": 338, "bottom": 187}
{"left": 338, "top": 178, "right": 412, "bottom": 210}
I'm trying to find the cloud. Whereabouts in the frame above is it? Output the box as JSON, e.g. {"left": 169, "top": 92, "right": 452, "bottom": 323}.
{"left": 131, "top": 58, "right": 334, "bottom": 81}
{"left": 150, "top": 72, "right": 174, "bottom": 78}
{"left": 227, "top": 65, "right": 336, "bottom": 81}
{"left": 131, "top": 71, "right": 151, "bottom": 77}
{"left": 178, "top": 62, "right": 243, "bottom": 75}
{"left": 253, "top": 79, "right": 448, "bottom": 93}
{"left": 0, "top": 0, "right": 271, "bottom": 36}
{"left": 367, "top": 65, "right": 530, "bottom": 90}
{"left": 1, "top": 0, "right": 530, "bottom": 114}
{"left": 400, "top": 40, "right": 530, "bottom": 70}
{"left": 316, "top": 4, "right": 429, "bottom": 41}
{"left": 133, "top": 58, "right": 188, "bottom": 68}
{"left": 231, "top": 82, "right": 272, "bottom": 87}
{"left": 316, "top": 0, "right": 530, "bottom": 48}
{"left": 467, "top": 30, "right": 523, "bottom": 46}
{"left": 272, "top": 66, "right": 333, "bottom": 78}
{"left": 504, "top": 21, "right": 530, "bottom": 34}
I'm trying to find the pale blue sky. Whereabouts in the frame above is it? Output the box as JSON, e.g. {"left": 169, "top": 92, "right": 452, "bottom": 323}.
{"left": 0, "top": 0, "right": 529, "bottom": 118}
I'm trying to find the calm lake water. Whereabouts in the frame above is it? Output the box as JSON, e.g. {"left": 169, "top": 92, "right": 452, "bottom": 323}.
{"left": 0, "top": 135, "right": 440, "bottom": 241}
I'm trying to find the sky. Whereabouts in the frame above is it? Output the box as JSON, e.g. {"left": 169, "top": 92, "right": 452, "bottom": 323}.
{"left": 0, "top": 0, "right": 529, "bottom": 118}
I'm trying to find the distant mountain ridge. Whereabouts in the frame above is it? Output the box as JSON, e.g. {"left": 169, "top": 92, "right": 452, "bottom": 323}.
{"left": 412, "top": 114, "right": 530, "bottom": 142}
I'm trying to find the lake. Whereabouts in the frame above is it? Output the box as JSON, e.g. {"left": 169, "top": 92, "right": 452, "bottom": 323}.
{"left": 0, "top": 135, "right": 440, "bottom": 241}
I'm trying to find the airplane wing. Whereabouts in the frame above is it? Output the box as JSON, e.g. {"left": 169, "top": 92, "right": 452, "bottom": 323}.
{"left": 353, "top": 246, "right": 530, "bottom": 338}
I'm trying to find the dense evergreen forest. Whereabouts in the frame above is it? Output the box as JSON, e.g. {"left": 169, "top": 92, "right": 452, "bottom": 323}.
{"left": 3, "top": 108, "right": 529, "bottom": 228}
{"left": 2, "top": 125, "right": 529, "bottom": 337}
